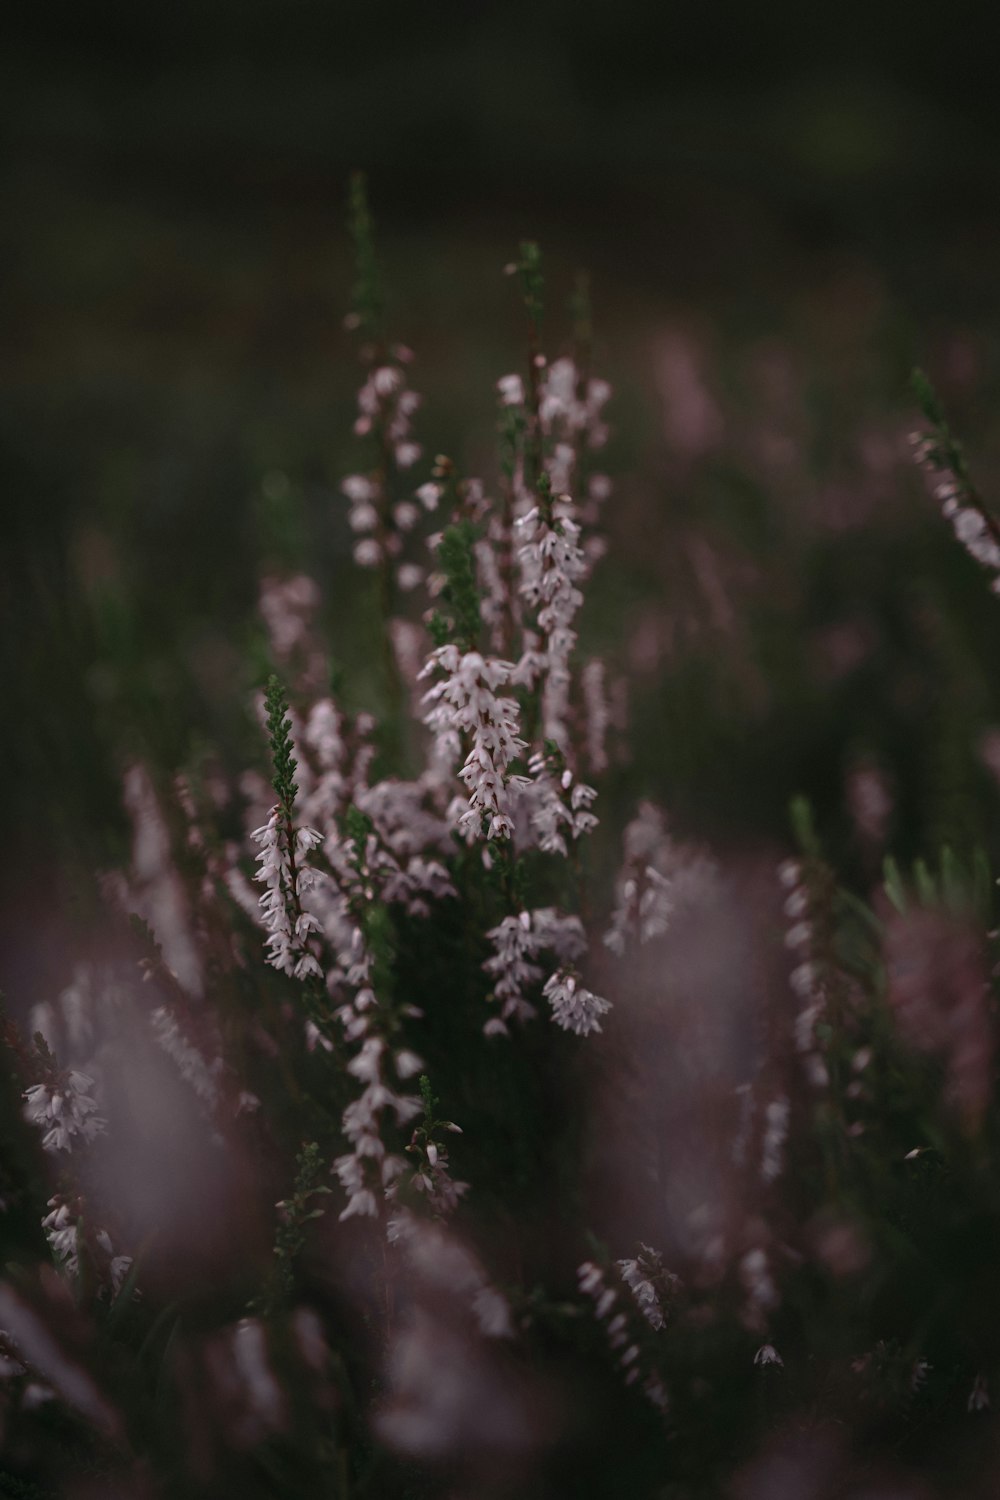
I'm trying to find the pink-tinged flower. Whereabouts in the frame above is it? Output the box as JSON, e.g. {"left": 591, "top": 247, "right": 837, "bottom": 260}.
{"left": 420, "top": 646, "right": 526, "bottom": 842}
{"left": 23, "top": 1073, "right": 105, "bottom": 1154}
{"left": 542, "top": 968, "right": 610, "bottom": 1037}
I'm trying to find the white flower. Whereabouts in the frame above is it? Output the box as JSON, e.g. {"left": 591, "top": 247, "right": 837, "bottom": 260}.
{"left": 421, "top": 646, "right": 526, "bottom": 842}
{"left": 42, "top": 1196, "right": 134, "bottom": 1298}
{"left": 754, "top": 1344, "right": 783, "bottom": 1368}
{"left": 348, "top": 502, "right": 378, "bottom": 533}
{"left": 394, "top": 1049, "right": 425, "bottom": 1079}
{"left": 397, "top": 563, "right": 424, "bottom": 592}
{"left": 604, "top": 803, "right": 714, "bottom": 955}
{"left": 23, "top": 1073, "right": 105, "bottom": 1154}
{"left": 373, "top": 365, "right": 402, "bottom": 397}
{"left": 483, "top": 909, "right": 590, "bottom": 1032}
{"left": 617, "top": 1245, "right": 673, "bottom": 1332}
{"left": 515, "top": 506, "right": 588, "bottom": 752}
{"left": 42, "top": 1197, "right": 78, "bottom": 1268}
{"left": 342, "top": 474, "right": 377, "bottom": 504}
{"left": 740, "top": 1247, "right": 778, "bottom": 1313}
{"left": 518, "top": 752, "right": 598, "bottom": 856}
{"left": 911, "top": 429, "right": 1000, "bottom": 591}
{"left": 760, "top": 1096, "right": 790, "bottom": 1184}
{"left": 416, "top": 481, "right": 441, "bottom": 511}
{"left": 542, "top": 969, "right": 610, "bottom": 1037}
{"left": 497, "top": 373, "right": 524, "bottom": 406}
{"left": 252, "top": 808, "right": 323, "bottom": 980}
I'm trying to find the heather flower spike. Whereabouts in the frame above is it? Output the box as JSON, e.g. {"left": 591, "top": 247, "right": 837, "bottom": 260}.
{"left": 910, "top": 366, "right": 1000, "bottom": 591}
{"left": 253, "top": 676, "right": 324, "bottom": 981}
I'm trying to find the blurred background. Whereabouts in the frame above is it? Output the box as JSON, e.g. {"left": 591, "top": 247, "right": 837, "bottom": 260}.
{"left": 6, "top": 0, "right": 1000, "bottom": 1006}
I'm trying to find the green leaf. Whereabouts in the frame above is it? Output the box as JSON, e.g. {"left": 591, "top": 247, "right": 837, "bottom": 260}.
{"left": 882, "top": 855, "right": 907, "bottom": 914}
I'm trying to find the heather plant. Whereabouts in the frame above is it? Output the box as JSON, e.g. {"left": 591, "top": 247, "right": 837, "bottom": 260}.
{"left": 7, "top": 181, "right": 1000, "bottom": 1500}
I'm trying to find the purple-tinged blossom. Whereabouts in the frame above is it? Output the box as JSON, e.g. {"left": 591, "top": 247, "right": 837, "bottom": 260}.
{"left": 605, "top": 803, "right": 715, "bottom": 955}
{"left": 516, "top": 504, "right": 588, "bottom": 752}
{"left": 352, "top": 355, "right": 422, "bottom": 467}
{"left": 578, "top": 1259, "right": 669, "bottom": 1412}
{"left": 581, "top": 658, "right": 611, "bottom": 774}
{"left": 760, "top": 1096, "right": 790, "bottom": 1184}
{"left": 23, "top": 1073, "right": 105, "bottom": 1154}
{"left": 258, "top": 573, "right": 326, "bottom": 693}
{"left": 617, "top": 1244, "right": 677, "bottom": 1332}
{"left": 497, "top": 373, "right": 524, "bottom": 407}
{"left": 483, "top": 907, "right": 588, "bottom": 1034}
{"left": 911, "top": 431, "right": 1000, "bottom": 593}
{"left": 520, "top": 752, "right": 598, "bottom": 856}
{"left": 420, "top": 646, "right": 527, "bottom": 841}
{"left": 779, "top": 858, "right": 837, "bottom": 1090}
{"left": 542, "top": 969, "right": 610, "bottom": 1037}
{"left": 483, "top": 912, "right": 543, "bottom": 1031}
{"left": 251, "top": 810, "right": 324, "bottom": 981}
{"left": 42, "top": 1196, "right": 133, "bottom": 1298}
{"left": 739, "top": 1247, "right": 778, "bottom": 1324}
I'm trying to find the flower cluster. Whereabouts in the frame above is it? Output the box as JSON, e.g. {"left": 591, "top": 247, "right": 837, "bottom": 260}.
{"left": 778, "top": 857, "right": 833, "bottom": 1090}
{"left": 537, "top": 353, "right": 612, "bottom": 538}
{"left": 333, "top": 1034, "right": 424, "bottom": 1221}
{"left": 42, "top": 1196, "right": 132, "bottom": 1298}
{"left": 343, "top": 351, "right": 423, "bottom": 574}
{"left": 542, "top": 969, "right": 610, "bottom": 1037}
{"left": 604, "top": 802, "right": 714, "bottom": 956}
{"left": 252, "top": 810, "right": 324, "bottom": 980}
{"left": 519, "top": 748, "right": 598, "bottom": 856}
{"left": 616, "top": 1243, "right": 679, "bottom": 1332}
{"left": 420, "top": 646, "right": 527, "bottom": 841}
{"left": 482, "top": 907, "right": 588, "bottom": 1034}
{"left": 23, "top": 1070, "right": 105, "bottom": 1154}
{"left": 578, "top": 1260, "right": 670, "bottom": 1411}
{"left": 910, "top": 372, "right": 1000, "bottom": 592}
{"left": 759, "top": 1094, "right": 790, "bottom": 1184}
{"left": 515, "top": 495, "right": 588, "bottom": 751}
{"left": 259, "top": 573, "right": 327, "bottom": 694}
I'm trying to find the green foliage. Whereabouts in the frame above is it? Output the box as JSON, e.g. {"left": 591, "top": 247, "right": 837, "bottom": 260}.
{"left": 514, "top": 239, "right": 544, "bottom": 334}
{"left": 883, "top": 846, "right": 993, "bottom": 920}
{"left": 434, "top": 520, "right": 481, "bottom": 652}
{"left": 790, "top": 793, "right": 821, "bottom": 860}
{"left": 264, "top": 674, "right": 298, "bottom": 817}
{"left": 254, "top": 1141, "right": 332, "bottom": 1316}
{"left": 498, "top": 400, "right": 526, "bottom": 483}
{"left": 911, "top": 365, "right": 946, "bottom": 430}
